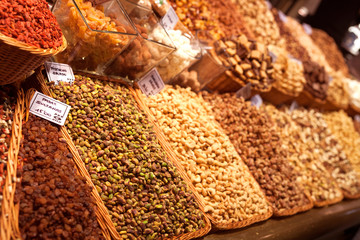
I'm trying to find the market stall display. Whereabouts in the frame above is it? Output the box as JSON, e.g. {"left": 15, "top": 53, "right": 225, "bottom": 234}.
{"left": 203, "top": 93, "right": 313, "bottom": 216}
{"left": 144, "top": 86, "right": 272, "bottom": 229}
{"left": 324, "top": 111, "right": 360, "bottom": 175}
{"left": 208, "top": 35, "right": 275, "bottom": 92}
{"left": 0, "top": 0, "right": 66, "bottom": 85}
{"left": 47, "top": 75, "right": 209, "bottom": 239}
{"left": 17, "top": 113, "right": 105, "bottom": 239}
{"left": 310, "top": 28, "right": 350, "bottom": 77}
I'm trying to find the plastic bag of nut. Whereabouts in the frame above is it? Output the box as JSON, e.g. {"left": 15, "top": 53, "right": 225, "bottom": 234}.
{"left": 141, "top": 85, "right": 273, "bottom": 230}
{"left": 207, "top": 34, "right": 275, "bottom": 93}
{"left": 202, "top": 93, "right": 313, "bottom": 216}
{"left": 38, "top": 72, "right": 211, "bottom": 240}
{"left": 286, "top": 107, "right": 344, "bottom": 206}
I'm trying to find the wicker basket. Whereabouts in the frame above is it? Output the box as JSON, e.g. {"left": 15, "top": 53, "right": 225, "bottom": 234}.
{"left": 0, "top": 90, "right": 25, "bottom": 240}
{"left": 37, "top": 71, "right": 212, "bottom": 240}
{"left": 133, "top": 88, "right": 274, "bottom": 231}
{"left": 0, "top": 33, "right": 67, "bottom": 85}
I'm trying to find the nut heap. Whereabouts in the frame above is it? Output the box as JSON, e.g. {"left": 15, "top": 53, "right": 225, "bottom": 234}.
{"left": 146, "top": 86, "right": 270, "bottom": 225}
{"left": 271, "top": 8, "right": 311, "bottom": 62}
{"left": 344, "top": 78, "right": 360, "bottom": 111}
{"left": 202, "top": 93, "right": 311, "bottom": 216}
{"left": 310, "top": 28, "right": 350, "bottom": 77}
{"left": 266, "top": 105, "right": 343, "bottom": 204}
{"left": 233, "top": 0, "right": 284, "bottom": 47}
{"left": 307, "top": 111, "right": 360, "bottom": 198}
{"left": 288, "top": 108, "right": 342, "bottom": 203}
{"left": 206, "top": 0, "right": 254, "bottom": 39}
{"left": 50, "top": 76, "right": 206, "bottom": 239}
{"left": 326, "top": 72, "right": 350, "bottom": 109}
{"left": 302, "top": 60, "right": 329, "bottom": 100}
{"left": 212, "top": 35, "right": 275, "bottom": 92}
{"left": 17, "top": 115, "right": 104, "bottom": 239}
{"left": 169, "top": 0, "right": 224, "bottom": 41}
{"left": 324, "top": 110, "right": 360, "bottom": 175}
{"left": 268, "top": 45, "right": 306, "bottom": 96}
{"left": 0, "top": 86, "right": 15, "bottom": 215}
{"left": 285, "top": 17, "right": 332, "bottom": 72}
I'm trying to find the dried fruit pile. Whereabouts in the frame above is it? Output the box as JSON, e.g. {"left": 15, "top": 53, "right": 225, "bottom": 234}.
{"left": 0, "top": 0, "right": 63, "bottom": 49}
{"left": 146, "top": 86, "right": 271, "bottom": 226}
{"left": 302, "top": 60, "right": 329, "bottom": 100}
{"left": 0, "top": 87, "right": 15, "bottom": 215}
{"left": 203, "top": 93, "right": 311, "bottom": 216}
{"left": 17, "top": 114, "right": 104, "bottom": 239}
{"left": 50, "top": 76, "right": 206, "bottom": 239}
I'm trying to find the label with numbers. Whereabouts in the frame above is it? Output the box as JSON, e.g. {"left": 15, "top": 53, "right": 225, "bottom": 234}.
{"left": 45, "top": 62, "right": 75, "bottom": 85}
{"left": 29, "top": 91, "right": 71, "bottom": 126}
{"left": 138, "top": 68, "right": 165, "bottom": 97}
{"left": 289, "top": 100, "right": 299, "bottom": 112}
{"left": 161, "top": 7, "right": 179, "bottom": 30}
{"left": 251, "top": 94, "right": 263, "bottom": 108}
{"left": 302, "top": 23, "right": 313, "bottom": 35}
{"left": 278, "top": 11, "right": 287, "bottom": 23}
{"left": 236, "top": 83, "right": 252, "bottom": 100}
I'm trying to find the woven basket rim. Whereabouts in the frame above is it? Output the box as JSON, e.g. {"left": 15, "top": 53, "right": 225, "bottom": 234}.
{"left": 313, "top": 194, "right": 344, "bottom": 207}
{"left": 0, "top": 32, "right": 67, "bottom": 56}
{"left": 273, "top": 191, "right": 314, "bottom": 217}
{"left": 0, "top": 89, "right": 25, "bottom": 240}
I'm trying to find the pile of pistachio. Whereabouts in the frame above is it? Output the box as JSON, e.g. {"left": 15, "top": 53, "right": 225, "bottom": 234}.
{"left": 49, "top": 76, "right": 206, "bottom": 240}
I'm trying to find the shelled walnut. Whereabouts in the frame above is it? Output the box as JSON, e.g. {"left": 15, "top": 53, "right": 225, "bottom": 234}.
{"left": 270, "top": 107, "right": 345, "bottom": 202}
{"left": 146, "top": 86, "right": 271, "bottom": 225}
{"left": 325, "top": 110, "right": 360, "bottom": 175}
{"left": 212, "top": 35, "right": 275, "bottom": 92}
{"left": 203, "top": 93, "right": 312, "bottom": 216}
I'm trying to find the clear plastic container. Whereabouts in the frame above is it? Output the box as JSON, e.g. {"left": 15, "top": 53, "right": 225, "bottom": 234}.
{"left": 52, "top": 0, "right": 137, "bottom": 73}
{"left": 104, "top": 0, "right": 176, "bottom": 81}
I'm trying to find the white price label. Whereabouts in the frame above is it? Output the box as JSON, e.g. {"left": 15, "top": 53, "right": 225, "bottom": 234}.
{"left": 265, "top": 1, "right": 272, "bottom": 9}
{"left": 251, "top": 94, "right": 263, "bottom": 108}
{"left": 288, "top": 54, "right": 302, "bottom": 65}
{"left": 278, "top": 11, "right": 287, "bottom": 23}
{"left": 302, "top": 23, "right": 313, "bottom": 35}
{"left": 289, "top": 101, "right": 299, "bottom": 112}
{"left": 328, "top": 76, "right": 333, "bottom": 84}
{"left": 45, "top": 62, "right": 75, "bottom": 85}
{"left": 161, "top": 7, "right": 179, "bottom": 30}
{"left": 355, "top": 115, "right": 360, "bottom": 122}
{"left": 29, "top": 91, "right": 71, "bottom": 126}
{"left": 236, "top": 83, "right": 252, "bottom": 100}
{"left": 138, "top": 68, "right": 165, "bottom": 97}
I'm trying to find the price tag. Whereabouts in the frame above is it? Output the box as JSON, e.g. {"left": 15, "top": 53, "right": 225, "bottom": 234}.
{"left": 302, "top": 23, "right": 313, "bottom": 35}
{"left": 161, "top": 7, "right": 179, "bottom": 30}
{"left": 29, "top": 91, "right": 71, "bottom": 126}
{"left": 45, "top": 62, "right": 75, "bottom": 85}
{"left": 265, "top": 0, "right": 272, "bottom": 9}
{"left": 269, "top": 51, "right": 277, "bottom": 63}
{"left": 138, "top": 68, "right": 165, "bottom": 97}
{"left": 251, "top": 94, "right": 263, "bottom": 108}
{"left": 278, "top": 11, "right": 287, "bottom": 23}
{"left": 355, "top": 115, "right": 360, "bottom": 122}
{"left": 288, "top": 54, "right": 302, "bottom": 65}
{"left": 289, "top": 100, "right": 299, "bottom": 112}
{"left": 236, "top": 83, "right": 252, "bottom": 100}
{"left": 328, "top": 76, "right": 333, "bottom": 84}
